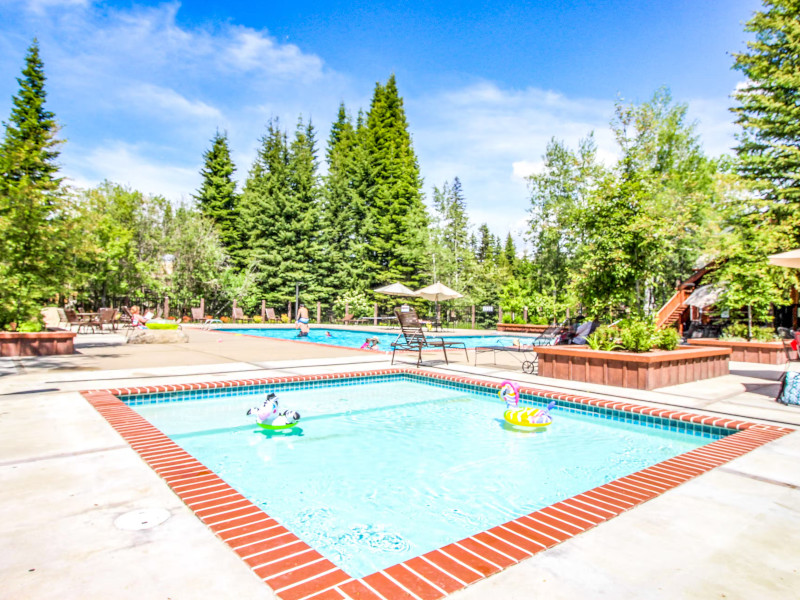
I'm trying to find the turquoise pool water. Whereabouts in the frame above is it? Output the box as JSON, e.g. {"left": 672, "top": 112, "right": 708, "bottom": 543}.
{"left": 131, "top": 378, "right": 717, "bottom": 577}
{"left": 223, "top": 326, "right": 534, "bottom": 350}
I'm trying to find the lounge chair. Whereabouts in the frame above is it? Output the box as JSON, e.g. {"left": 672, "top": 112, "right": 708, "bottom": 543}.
{"left": 342, "top": 313, "right": 355, "bottom": 325}
{"left": 265, "top": 308, "right": 280, "bottom": 323}
{"left": 392, "top": 308, "right": 468, "bottom": 367}
{"left": 97, "top": 307, "right": 118, "bottom": 331}
{"left": 119, "top": 306, "right": 134, "bottom": 329}
{"left": 232, "top": 307, "right": 251, "bottom": 323}
{"left": 190, "top": 307, "right": 205, "bottom": 323}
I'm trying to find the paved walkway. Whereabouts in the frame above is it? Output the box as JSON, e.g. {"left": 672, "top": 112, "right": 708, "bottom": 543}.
{"left": 1, "top": 328, "right": 798, "bottom": 599}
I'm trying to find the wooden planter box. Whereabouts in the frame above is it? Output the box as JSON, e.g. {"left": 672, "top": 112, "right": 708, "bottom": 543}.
{"left": 534, "top": 345, "right": 730, "bottom": 390}
{"left": 496, "top": 323, "right": 552, "bottom": 334}
{"left": 687, "top": 338, "right": 787, "bottom": 365}
{"left": 0, "top": 330, "right": 76, "bottom": 357}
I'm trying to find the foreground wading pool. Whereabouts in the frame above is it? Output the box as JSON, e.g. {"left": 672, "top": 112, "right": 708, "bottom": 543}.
{"left": 83, "top": 369, "right": 792, "bottom": 600}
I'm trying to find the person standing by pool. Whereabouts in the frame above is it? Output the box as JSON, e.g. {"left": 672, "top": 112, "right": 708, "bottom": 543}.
{"left": 296, "top": 303, "right": 310, "bottom": 336}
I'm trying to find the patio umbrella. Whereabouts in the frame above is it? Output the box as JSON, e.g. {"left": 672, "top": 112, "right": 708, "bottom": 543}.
{"left": 372, "top": 282, "right": 419, "bottom": 297}
{"left": 768, "top": 248, "right": 800, "bottom": 269}
{"left": 684, "top": 284, "right": 725, "bottom": 308}
{"left": 416, "top": 282, "right": 463, "bottom": 322}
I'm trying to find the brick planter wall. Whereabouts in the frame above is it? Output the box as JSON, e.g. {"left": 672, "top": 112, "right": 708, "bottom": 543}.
{"left": 687, "top": 338, "right": 787, "bottom": 365}
{"left": 0, "top": 330, "right": 76, "bottom": 357}
{"left": 534, "top": 345, "right": 731, "bottom": 390}
{"left": 496, "top": 323, "right": 553, "bottom": 334}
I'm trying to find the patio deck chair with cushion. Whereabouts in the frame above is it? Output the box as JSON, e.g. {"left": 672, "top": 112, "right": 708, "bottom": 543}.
{"left": 265, "top": 308, "right": 280, "bottom": 323}
{"left": 392, "top": 308, "right": 468, "bottom": 367}
{"left": 232, "top": 307, "right": 251, "bottom": 323}
{"left": 190, "top": 307, "right": 205, "bottom": 323}
{"left": 341, "top": 313, "right": 355, "bottom": 325}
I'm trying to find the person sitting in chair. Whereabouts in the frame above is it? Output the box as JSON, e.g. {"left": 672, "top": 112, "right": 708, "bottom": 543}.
{"left": 130, "top": 306, "right": 152, "bottom": 329}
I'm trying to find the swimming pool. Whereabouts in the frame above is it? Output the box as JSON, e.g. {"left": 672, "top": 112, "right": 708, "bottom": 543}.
{"left": 223, "top": 326, "right": 534, "bottom": 350}
{"left": 85, "top": 369, "right": 791, "bottom": 600}
{"left": 132, "top": 378, "right": 711, "bottom": 577}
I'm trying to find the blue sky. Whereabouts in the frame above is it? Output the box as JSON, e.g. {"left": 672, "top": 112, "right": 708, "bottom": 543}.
{"left": 0, "top": 0, "right": 760, "bottom": 244}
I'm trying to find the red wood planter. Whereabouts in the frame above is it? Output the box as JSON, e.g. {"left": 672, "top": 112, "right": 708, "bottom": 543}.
{"left": 0, "top": 330, "right": 76, "bottom": 357}
{"left": 534, "top": 345, "right": 731, "bottom": 390}
{"left": 687, "top": 338, "right": 787, "bottom": 365}
{"left": 496, "top": 323, "right": 553, "bottom": 334}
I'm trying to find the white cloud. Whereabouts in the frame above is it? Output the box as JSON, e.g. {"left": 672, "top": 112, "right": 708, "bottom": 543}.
{"left": 65, "top": 141, "right": 200, "bottom": 202}
{"left": 225, "top": 28, "right": 323, "bottom": 79}
{"left": 126, "top": 84, "right": 224, "bottom": 121}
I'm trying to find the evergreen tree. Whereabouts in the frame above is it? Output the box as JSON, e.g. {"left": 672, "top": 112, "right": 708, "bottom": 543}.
{"left": 194, "top": 131, "right": 240, "bottom": 263}
{"left": 475, "top": 224, "right": 493, "bottom": 263}
{"left": 364, "top": 75, "right": 428, "bottom": 287}
{"left": 238, "top": 118, "right": 324, "bottom": 309}
{"left": 319, "top": 104, "right": 374, "bottom": 299}
{"left": 0, "top": 40, "right": 75, "bottom": 328}
{"left": 732, "top": 0, "right": 800, "bottom": 212}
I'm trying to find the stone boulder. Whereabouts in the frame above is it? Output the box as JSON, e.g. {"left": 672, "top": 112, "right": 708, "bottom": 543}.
{"left": 126, "top": 329, "right": 188, "bottom": 344}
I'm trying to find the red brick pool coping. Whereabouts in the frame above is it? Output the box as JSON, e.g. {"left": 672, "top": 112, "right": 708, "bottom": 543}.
{"left": 81, "top": 368, "right": 794, "bottom": 600}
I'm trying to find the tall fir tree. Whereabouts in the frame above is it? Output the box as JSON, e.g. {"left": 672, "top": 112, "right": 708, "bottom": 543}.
{"left": 318, "top": 104, "right": 374, "bottom": 299}
{"left": 194, "top": 131, "right": 241, "bottom": 263}
{"left": 364, "top": 75, "right": 428, "bottom": 287}
{"left": 0, "top": 40, "right": 76, "bottom": 328}
{"left": 238, "top": 118, "right": 324, "bottom": 309}
{"left": 732, "top": 0, "right": 800, "bottom": 213}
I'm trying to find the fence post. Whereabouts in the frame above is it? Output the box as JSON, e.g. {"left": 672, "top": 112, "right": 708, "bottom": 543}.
{"left": 498, "top": 306, "right": 503, "bottom": 324}
{"left": 232, "top": 299, "right": 237, "bottom": 320}
{"left": 471, "top": 305, "right": 475, "bottom": 330}
{"left": 345, "top": 302, "right": 350, "bottom": 317}
{"left": 317, "top": 301, "right": 321, "bottom": 323}
{"left": 287, "top": 300, "right": 292, "bottom": 321}
{"left": 523, "top": 306, "right": 528, "bottom": 323}
{"left": 374, "top": 302, "right": 378, "bottom": 326}
{"left": 261, "top": 299, "right": 266, "bottom": 322}
{"left": 200, "top": 297, "right": 205, "bottom": 317}
{"left": 164, "top": 296, "right": 169, "bottom": 319}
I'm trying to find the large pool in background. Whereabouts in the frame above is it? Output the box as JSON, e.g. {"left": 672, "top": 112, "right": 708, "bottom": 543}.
{"left": 131, "top": 378, "right": 719, "bottom": 577}
{"left": 222, "top": 326, "right": 537, "bottom": 350}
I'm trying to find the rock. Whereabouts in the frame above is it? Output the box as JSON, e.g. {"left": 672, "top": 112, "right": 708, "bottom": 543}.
{"left": 126, "top": 329, "right": 188, "bottom": 344}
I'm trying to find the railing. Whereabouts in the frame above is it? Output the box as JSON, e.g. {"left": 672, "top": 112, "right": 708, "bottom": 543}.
{"left": 656, "top": 289, "right": 689, "bottom": 328}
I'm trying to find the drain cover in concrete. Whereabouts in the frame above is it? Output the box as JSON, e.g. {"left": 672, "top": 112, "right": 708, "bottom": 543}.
{"left": 114, "top": 508, "right": 171, "bottom": 531}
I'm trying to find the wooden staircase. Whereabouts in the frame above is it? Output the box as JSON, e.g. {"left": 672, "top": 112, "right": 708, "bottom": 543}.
{"left": 656, "top": 289, "right": 689, "bottom": 329}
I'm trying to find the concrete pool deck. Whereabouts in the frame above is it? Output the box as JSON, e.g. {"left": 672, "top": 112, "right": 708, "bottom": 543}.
{"left": 1, "top": 326, "right": 799, "bottom": 599}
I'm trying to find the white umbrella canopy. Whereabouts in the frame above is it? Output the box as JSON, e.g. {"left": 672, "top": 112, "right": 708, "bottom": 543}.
{"left": 415, "top": 282, "right": 463, "bottom": 302}
{"left": 373, "top": 282, "right": 419, "bottom": 297}
{"left": 768, "top": 248, "right": 800, "bottom": 269}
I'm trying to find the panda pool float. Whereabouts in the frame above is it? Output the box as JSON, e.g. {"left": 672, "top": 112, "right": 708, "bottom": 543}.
{"left": 246, "top": 393, "right": 301, "bottom": 430}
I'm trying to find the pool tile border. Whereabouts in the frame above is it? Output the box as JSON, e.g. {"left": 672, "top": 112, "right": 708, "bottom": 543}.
{"left": 82, "top": 368, "right": 794, "bottom": 600}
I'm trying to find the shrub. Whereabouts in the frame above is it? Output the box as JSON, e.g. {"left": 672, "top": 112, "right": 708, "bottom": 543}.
{"left": 146, "top": 322, "right": 179, "bottom": 330}
{"left": 653, "top": 327, "right": 681, "bottom": 351}
{"left": 751, "top": 326, "right": 778, "bottom": 342}
{"left": 280, "top": 314, "right": 289, "bottom": 323}
{"left": 17, "top": 320, "right": 43, "bottom": 333}
{"left": 219, "top": 316, "right": 230, "bottom": 323}
{"left": 181, "top": 315, "right": 191, "bottom": 323}
{"left": 618, "top": 318, "right": 656, "bottom": 353}
{"left": 502, "top": 314, "right": 513, "bottom": 323}
{"left": 721, "top": 322, "right": 750, "bottom": 340}
{"left": 252, "top": 315, "right": 263, "bottom": 323}
{"left": 586, "top": 326, "right": 621, "bottom": 351}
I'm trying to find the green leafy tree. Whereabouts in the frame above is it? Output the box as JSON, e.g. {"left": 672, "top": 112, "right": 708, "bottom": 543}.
{"left": 194, "top": 131, "right": 241, "bottom": 263}
{"left": 0, "top": 40, "right": 77, "bottom": 328}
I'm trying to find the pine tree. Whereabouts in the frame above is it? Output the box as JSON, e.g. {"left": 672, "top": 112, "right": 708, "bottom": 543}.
{"left": 732, "top": 0, "right": 800, "bottom": 211}
{"left": 238, "top": 118, "right": 324, "bottom": 309}
{"left": 319, "top": 104, "right": 374, "bottom": 299}
{"left": 0, "top": 40, "right": 74, "bottom": 328}
{"left": 194, "top": 131, "right": 241, "bottom": 263}
{"left": 364, "top": 75, "right": 428, "bottom": 287}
